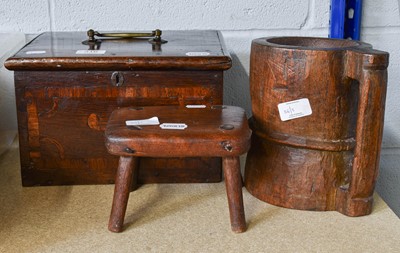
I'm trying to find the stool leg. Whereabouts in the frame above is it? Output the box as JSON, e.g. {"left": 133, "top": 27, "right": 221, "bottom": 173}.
{"left": 108, "top": 156, "right": 138, "bottom": 232}
{"left": 130, "top": 159, "right": 139, "bottom": 192}
{"left": 223, "top": 156, "right": 246, "bottom": 233}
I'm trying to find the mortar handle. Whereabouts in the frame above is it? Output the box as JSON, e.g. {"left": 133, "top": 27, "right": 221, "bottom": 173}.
{"left": 342, "top": 48, "right": 389, "bottom": 214}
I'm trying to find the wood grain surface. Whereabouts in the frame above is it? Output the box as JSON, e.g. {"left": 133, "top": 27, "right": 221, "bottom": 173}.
{"left": 5, "top": 30, "right": 231, "bottom": 186}
{"left": 245, "top": 37, "right": 389, "bottom": 216}
{"left": 105, "top": 105, "right": 251, "bottom": 232}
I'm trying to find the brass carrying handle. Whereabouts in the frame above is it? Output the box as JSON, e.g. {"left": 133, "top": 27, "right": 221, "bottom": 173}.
{"left": 86, "top": 29, "right": 167, "bottom": 44}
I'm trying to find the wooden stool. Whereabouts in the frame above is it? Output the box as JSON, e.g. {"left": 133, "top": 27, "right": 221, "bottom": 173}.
{"left": 105, "top": 105, "right": 251, "bottom": 233}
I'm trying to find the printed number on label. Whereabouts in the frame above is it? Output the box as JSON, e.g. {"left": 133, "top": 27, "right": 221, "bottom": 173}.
{"left": 277, "top": 98, "right": 312, "bottom": 121}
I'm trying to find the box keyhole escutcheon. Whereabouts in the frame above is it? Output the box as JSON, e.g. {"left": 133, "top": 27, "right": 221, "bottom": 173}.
{"left": 111, "top": 71, "right": 124, "bottom": 87}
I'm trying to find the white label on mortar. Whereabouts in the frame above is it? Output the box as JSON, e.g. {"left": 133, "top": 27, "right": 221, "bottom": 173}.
{"left": 278, "top": 98, "right": 312, "bottom": 121}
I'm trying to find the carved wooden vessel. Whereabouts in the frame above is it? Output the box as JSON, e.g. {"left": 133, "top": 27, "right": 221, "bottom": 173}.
{"left": 5, "top": 30, "right": 231, "bottom": 186}
{"left": 244, "top": 37, "right": 389, "bottom": 216}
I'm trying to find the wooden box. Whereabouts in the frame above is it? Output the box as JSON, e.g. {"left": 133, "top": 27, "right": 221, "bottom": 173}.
{"left": 5, "top": 30, "right": 231, "bottom": 186}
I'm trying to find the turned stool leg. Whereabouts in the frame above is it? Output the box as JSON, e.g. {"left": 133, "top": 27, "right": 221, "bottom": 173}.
{"left": 222, "top": 156, "right": 246, "bottom": 233}
{"left": 108, "top": 156, "right": 138, "bottom": 232}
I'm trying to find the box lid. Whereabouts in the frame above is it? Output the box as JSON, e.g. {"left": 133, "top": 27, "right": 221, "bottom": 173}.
{"left": 5, "top": 30, "right": 231, "bottom": 71}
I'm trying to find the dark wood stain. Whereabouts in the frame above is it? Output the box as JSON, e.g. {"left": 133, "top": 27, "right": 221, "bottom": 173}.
{"left": 5, "top": 30, "right": 231, "bottom": 186}
{"left": 105, "top": 106, "right": 251, "bottom": 232}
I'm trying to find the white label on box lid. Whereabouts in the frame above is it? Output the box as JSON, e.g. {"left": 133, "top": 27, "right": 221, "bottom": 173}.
{"left": 26, "top": 50, "right": 46, "bottom": 54}
{"left": 76, "top": 50, "right": 106, "bottom": 55}
{"left": 278, "top": 98, "right": 312, "bottom": 121}
{"left": 185, "top": 52, "right": 210, "bottom": 56}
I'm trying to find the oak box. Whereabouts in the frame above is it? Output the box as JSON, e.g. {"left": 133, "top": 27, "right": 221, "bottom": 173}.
{"left": 5, "top": 30, "right": 231, "bottom": 186}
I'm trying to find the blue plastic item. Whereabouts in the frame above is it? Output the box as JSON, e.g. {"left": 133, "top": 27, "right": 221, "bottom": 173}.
{"left": 329, "top": 0, "right": 363, "bottom": 40}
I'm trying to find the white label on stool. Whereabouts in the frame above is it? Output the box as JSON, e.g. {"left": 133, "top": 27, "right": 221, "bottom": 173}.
{"left": 126, "top": 116, "right": 160, "bottom": 126}
{"left": 278, "top": 98, "right": 312, "bottom": 121}
{"left": 160, "top": 123, "right": 187, "bottom": 130}
{"left": 76, "top": 50, "right": 106, "bottom": 55}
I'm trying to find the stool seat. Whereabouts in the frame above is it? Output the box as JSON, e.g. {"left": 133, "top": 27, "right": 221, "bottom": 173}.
{"left": 104, "top": 105, "right": 251, "bottom": 233}
{"left": 106, "top": 106, "right": 251, "bottom": 157}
